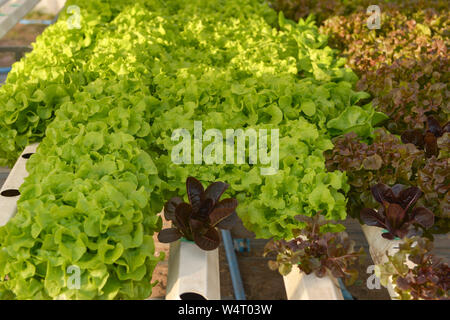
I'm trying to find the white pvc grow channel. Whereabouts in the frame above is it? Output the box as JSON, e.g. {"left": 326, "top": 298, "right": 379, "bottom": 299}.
{"left": 283, "top": 269, "right": 344, "bottom": 300}
{"left": 166, "top": 239, "right": 220, "bottom": 300}
{"left": 0, "top": 143, "right": 38, "bottom": 226}
{"left": 33, "top": 0, "right": 66, "bottom": 15}
{"left": 361, "top": 225, "right": 415, "bottom": 299}
{"left": 0, "top": 0, "right": 40, "bottom": 39}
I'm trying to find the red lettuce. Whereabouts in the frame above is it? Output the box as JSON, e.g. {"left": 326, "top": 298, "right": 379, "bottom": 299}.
{"left": 158, "top": 177, "right": 239, "bottom": 251}
{"left": 378, "top": 237, "right": 449, "bottom": 300}
{"left": 401, "top": 116, "right": 450, "bottom": 158}
{"left": 361, "top": 183, "right": 434, "bottom": 239}
{"left": 325, "top": 129, "right": 425, "bottom": 217}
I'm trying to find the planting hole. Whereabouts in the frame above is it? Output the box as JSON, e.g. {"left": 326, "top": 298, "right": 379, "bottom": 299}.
{"left": 1, "top": 189, "right": 20, "bottom": 197}
{"left": 180, "top": 292, "right": 207, "bottom": 300}
{"left": 22, "top": 153, "right": 34, "bottom": 159}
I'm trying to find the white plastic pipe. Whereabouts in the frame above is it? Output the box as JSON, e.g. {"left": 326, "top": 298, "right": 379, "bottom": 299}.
{"left": 0, "top": 143, "right": 38, "bottom": 226}
{"left": 0, "top": 0, "right": 40, "bottom": 39}
{"left": 33, "top": 0, "right": 66, "bottom": 15}
{"left": 361, "top": 224, "right": 415, "bottom": 299}
{"left": 166, "top": 240, "right": 220, "bottom": 300}
{"left": 283, "top": 267, "right": 344, "bottom": 300}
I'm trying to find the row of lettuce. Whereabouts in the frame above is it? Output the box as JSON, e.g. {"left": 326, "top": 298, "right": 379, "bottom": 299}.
{"left": 0, "top": 0, "right": 170, "bottom": 299}
{"left": 270, "top": 0, "right": 449, "bottom": 232}
{"left": 267, "top": 0, "right": 449, "bottom": 299}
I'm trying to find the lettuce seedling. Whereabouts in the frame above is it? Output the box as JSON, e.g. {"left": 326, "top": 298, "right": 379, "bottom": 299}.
{"left": 264, "top": 215, "right": 364, "bottom": 285}
{"left": 360, "top": 183, "right": 434, "bottom": 239}
{"left": 158, "top": 177, "right": 239, "bottom": 251}
{"left": 377, "top": 237, "right": 449, "bottom": 300}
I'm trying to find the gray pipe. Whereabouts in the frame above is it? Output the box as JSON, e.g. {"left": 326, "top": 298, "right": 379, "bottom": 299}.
{"left": 221, "top": 230, "right": 246, "bottom": 300}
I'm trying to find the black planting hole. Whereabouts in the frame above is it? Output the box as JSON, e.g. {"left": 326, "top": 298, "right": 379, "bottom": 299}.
{"left": 180, "top": 292, "right": 207, "bottom": 300}
{"left": 22, "top": 153, "right": 34, "bottom": 159}
{"left": 1, "top": 189, "right": 20, "bottom": 197}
